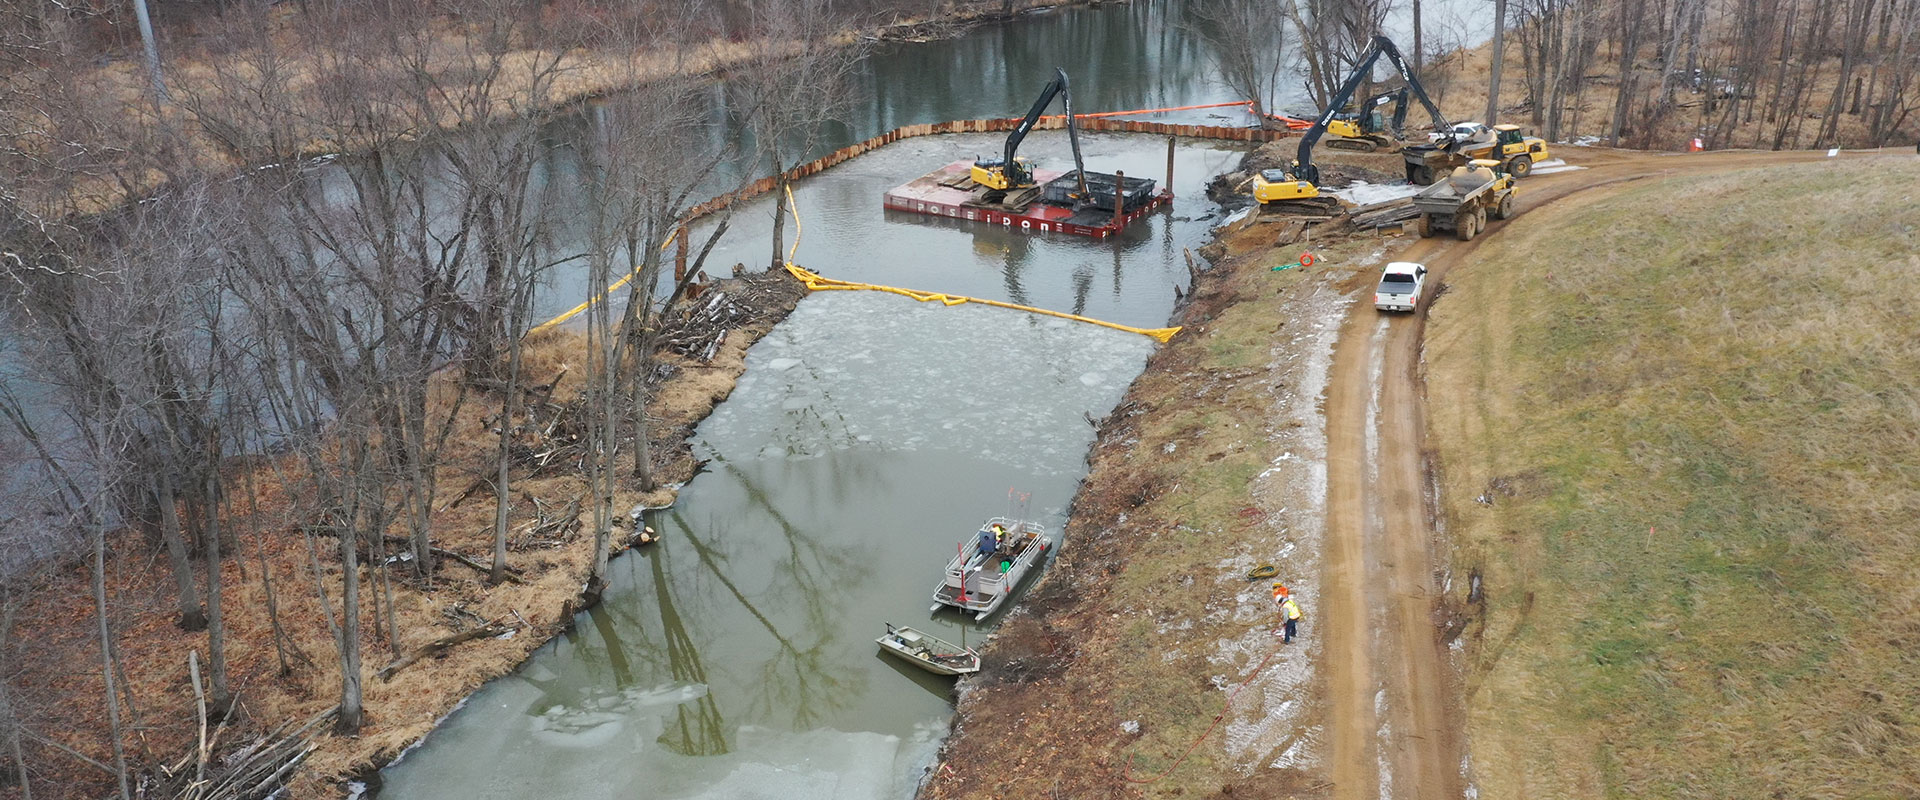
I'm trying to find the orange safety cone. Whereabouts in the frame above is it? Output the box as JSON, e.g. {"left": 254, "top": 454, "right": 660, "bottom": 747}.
{"left": 1689, "top": 137, "right": 1705, "bottom": 152}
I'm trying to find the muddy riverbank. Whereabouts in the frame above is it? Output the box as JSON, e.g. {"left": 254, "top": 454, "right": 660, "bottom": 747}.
{"left": 919, "top": 151, "right": 1424, "bottom": 799}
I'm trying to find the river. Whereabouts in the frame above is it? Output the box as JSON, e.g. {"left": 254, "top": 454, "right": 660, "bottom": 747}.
{"left": 370, "top": 1, "right": 1489, "bottom": 797}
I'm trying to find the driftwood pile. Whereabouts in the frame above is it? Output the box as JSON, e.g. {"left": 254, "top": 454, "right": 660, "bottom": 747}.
{"left": 156, "top": 656, "right": 337, "bottom": 800}
{"left": 659, "top": 291, "right": 742, "bottom": 362}
{"left": 654, "top": 268, "right": 801, "bottom": 362}
{"left": 472, "top": 269, "right": 805, "bottom": 483}
{"left": 510, "top": 495, "right": 582, "bottom": 551}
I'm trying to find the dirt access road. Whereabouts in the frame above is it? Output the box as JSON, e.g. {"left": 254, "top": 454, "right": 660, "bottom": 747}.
{"left": 1315, "top": 144, "right": 1897, "bottom": 800}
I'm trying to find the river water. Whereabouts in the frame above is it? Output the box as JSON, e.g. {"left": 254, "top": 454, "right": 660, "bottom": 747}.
{"left": 374, "top": 1, "right": 1489, "bottom": 797}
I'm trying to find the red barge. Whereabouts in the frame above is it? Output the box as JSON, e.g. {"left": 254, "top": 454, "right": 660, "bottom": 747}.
{"left": 883, "top": 160, "right": 1171, "bottom": 239}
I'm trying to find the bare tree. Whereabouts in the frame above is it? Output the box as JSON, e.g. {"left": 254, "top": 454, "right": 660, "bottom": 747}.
{"left": 574, "top": 71, "right": 740, "bottom": 598}
{"left": 1488, "top": 0, "right": 1510, "bottom": 123}
{"left": 731, "top": 0, "right": 870, "bottom": 272}
{"left": 1290, "top": 0, "right": 1394, "bottom": 107}
{"left": 1185, "top": 0, "right": 1292, "bottom": 119}
{"left": 566, "top": 3, "right": 782, "bottom": 600}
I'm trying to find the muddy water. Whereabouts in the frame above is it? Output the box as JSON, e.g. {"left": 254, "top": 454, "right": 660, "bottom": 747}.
{"left": 377, "top": 293, "right": 1160, "bottom": 799}
{"left": 375, "top": 1, "right": 1494, "bottom": 797}
{"left": 375, "top": 125, "right": 1239, "bottom": 800}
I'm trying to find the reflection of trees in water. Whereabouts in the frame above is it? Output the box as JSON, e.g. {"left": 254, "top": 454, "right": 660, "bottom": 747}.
{"left": 997, "top": 228, "right": 1034, "bottom": 308}
{"left": 649, "top": 546, "right": 730, "bottom": 756}
{"left": 494, "top": 543, "right": 730, "bottom": 756}
{"left": 1071, "top": 261, "right": 1095, "bottom": 317}
{"left": 669, "top": 452, "right": 867, "bottom": 729}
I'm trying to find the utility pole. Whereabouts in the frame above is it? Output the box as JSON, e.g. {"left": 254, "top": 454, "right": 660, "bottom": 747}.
{"left": 130, "top": 0, "right": 168, "bottom": 104}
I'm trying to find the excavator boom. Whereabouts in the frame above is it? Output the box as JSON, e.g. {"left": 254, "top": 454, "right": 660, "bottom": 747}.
{"left": 973, "top": 68, "right": 1089, "bottom": 197}
{"left": 1292, "top": 35, "right": 1449, "bottom": 186}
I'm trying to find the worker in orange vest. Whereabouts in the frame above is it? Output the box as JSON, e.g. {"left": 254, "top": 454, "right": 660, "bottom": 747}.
{"left": 1273, "top": 583, "right": 1304, "bottom": 642}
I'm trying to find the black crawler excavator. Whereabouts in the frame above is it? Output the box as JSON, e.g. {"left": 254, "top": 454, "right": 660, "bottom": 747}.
{"left": 1252, "top": 34, "right": 1451, "bottom": 214}
{"left": 968, "top": 68, "right": 1158, "bottom": 215}
{"left": 1325, "top": 87, "right": 1422, "bottom": 152}
{"left": 970, "top": 67, "right": 1090, "bottom": 200}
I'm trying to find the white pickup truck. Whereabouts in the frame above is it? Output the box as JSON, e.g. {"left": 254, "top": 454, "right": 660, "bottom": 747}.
{"left": 1375, "top": 262, "right": 1428, "bottom": 312}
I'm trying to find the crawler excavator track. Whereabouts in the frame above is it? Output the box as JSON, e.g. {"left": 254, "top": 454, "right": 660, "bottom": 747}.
{"left": 1260, "top": 196, "right": 1345, "bottom": 215}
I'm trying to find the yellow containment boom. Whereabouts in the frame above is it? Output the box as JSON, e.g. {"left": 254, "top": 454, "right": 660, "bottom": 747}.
{"left": 782, "top": 264, "right": 1181, "bottom": 343}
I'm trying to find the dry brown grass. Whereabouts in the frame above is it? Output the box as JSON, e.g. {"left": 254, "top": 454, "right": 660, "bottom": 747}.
{"left": 3, "top": 271, "right": 803, "bottom": 800}
{"left": 1425, "top": 156, "right": 1920, "bottom": 797}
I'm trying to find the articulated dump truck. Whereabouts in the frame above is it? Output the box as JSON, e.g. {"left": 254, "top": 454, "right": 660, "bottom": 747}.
{"left": 1411, "top": 159, "right": 1516, "bottom": 241}
{"left": 1403, "top": 123, "right": 1551, "bottom": 184}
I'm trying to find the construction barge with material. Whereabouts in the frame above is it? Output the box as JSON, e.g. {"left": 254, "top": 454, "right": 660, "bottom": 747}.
{"left": 883, "top": 160, "right": 1167, "bottom": 238}
{"left": 884, "top": 67, "right": 1170, "bottom": 239}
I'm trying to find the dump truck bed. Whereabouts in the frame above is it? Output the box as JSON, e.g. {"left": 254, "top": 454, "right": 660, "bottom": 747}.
{"left": 1409, "top": 177, "right": 1492, "bottom": 213}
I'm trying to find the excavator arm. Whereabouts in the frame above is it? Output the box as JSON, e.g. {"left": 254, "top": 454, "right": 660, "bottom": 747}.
{"left": 1373, "top": 38, "right": 1448, "bottom": 137}
{"left": 1367, "top": 88, "right": 1407, "bottom": 137}
{"left": 1293, "top": 35, "right": 1450, "bottom": 185}
{"left": 974, "top": 68, "right": 1089, "bottom": 198}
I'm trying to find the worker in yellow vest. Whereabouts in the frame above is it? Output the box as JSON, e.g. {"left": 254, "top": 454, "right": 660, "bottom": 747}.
{"left": 1273, "top": 583, "right": 1304, "bottom": 642}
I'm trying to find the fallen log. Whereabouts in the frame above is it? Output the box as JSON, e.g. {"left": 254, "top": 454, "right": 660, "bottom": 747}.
{"left": 302, "top": 527, "right": 528, "bottom": 584}
{"left": 431, "top": 546, "right": 526, "bottom": 584}
{"left": 376, "top": 620, "right": 516, "bottom": 682}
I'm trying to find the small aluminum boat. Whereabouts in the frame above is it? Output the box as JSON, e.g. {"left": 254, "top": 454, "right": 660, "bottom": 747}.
{"left": 930, "top": 516, "right": 1049, "bottom": 620}
{"left": 876, "top": 623, "right": 980, "bottom": 676}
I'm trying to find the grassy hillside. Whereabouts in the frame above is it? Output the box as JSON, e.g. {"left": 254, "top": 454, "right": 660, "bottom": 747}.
{"left": 1426, "top": 157, "right": 1920, "bottom": 798}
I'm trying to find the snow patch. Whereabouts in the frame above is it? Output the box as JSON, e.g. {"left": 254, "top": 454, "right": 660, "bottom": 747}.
{"left": 1329, "top": 180, "right": 1424, "bottom": 206}
{"left": 1528, "top": 158, "right": 1587, "bottom": 175}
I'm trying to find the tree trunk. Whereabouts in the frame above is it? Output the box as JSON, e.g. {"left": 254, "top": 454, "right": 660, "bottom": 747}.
{"left": 336, "top": 512, "right": 364, "bottom": 733}
{"left": 91, "top": 527, "right": 132, "bottom": 800}
{"left": 1610, "top": 0, "right": 1648, "bottom": 145}
{"left": 1412, "top": 0, "right": 1423, "bottom": 76}
{"left": 1487, "top": 0, "right": 1509, "bottom": 124}
{"left": 491, "top": 329, "right": 524, "bottom": 584}
{"left": 1, "top": 591, "right": 29, "bottom": 800}
{"left": 396, "top": 401, "right": 434, "bottom": 584}
{"left": 768, "top": 173, "right": 789, "bottom": 271}
{"left": 0, "top": 673, "right": 25, "bottom": 800}
{"left": 157, "top": 473, "right": 207, "bottom": 631}
{"left": 202, "top": 460, "right": 232, "bottom": 714}
{"left": 585, "top": 247, "right": 619, "bottom": 604}
{"left": 256, "top": 535, "right": 295, "bottom": 675}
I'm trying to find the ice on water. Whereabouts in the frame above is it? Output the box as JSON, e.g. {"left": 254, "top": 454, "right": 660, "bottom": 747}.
{"left": 698, "top": 293, "right": 1155, "bottom": 474}
{"left": 670, "top": 726, "right": 904, "bottom": 800}
{"left": 379, "top": 677, "right": 933, "bottom": 800}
